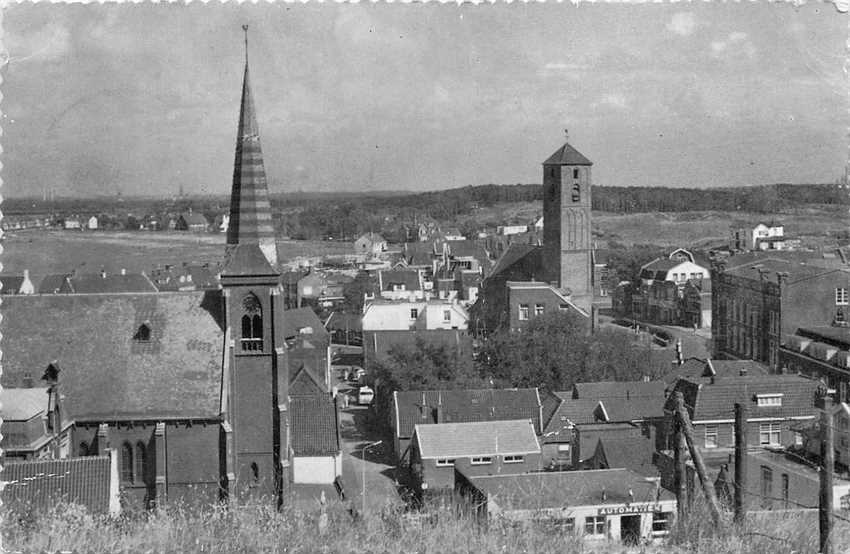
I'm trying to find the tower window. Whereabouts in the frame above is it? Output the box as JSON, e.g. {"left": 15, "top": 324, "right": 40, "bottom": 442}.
{"left": 572, "top": 183, "right": 581, "bottom": 202}
{"left": 573, "top": 168, "right": 579, "bottom": 179}
{"left": 250, "top": 462, "right": 260, "bottom": 487}
{"left": 240, "top": 294, "right": 263, "bottom": 351}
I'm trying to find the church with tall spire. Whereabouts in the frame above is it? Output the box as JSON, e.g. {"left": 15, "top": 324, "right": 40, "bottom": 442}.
{"left": 227, "top": 25, "right": 278, "bottom": 268}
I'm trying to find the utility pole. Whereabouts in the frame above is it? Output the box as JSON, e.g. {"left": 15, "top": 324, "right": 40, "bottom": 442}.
{"left": 734, "top": 402, "right": 747, "bottom": 525}
{"left": 673, "top": 417, "right": 688, "bottom": 522}
{"left": 674, "top": 392, "right": 723, "bottom": 527}
{"left": 820, "top": 392, "right": 834, "bottom": 554}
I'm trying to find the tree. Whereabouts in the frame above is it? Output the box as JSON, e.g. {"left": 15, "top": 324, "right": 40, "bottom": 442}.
{"left": 341, "top": 271, "right": 376, "bottom": 314}
{"left": 476, "top": 311, "right": 665, "bottom": 393}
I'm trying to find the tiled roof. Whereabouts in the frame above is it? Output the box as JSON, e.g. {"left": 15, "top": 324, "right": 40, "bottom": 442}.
{"left": 3, "top": 455, "right": 114, "bottom": 514}
{"left": 542, "top": 396, "right": 599, "bottom": 437}
{"left": 724, "top": 257, "right": 844, "bottom": 284}
{"left": 1, "top": 292, "right": 225, "bottom": 420}
{"left": 641, "top": 259, "right": 681, "bottom": 274}
{"left": 64, "top": 273, "right": 158, "bottom": 294}
{"left": 0, "top": 387, "right": 49, "bottom": 421}
{"left": 665, "top": 374, "right": 820, "bottom": 422}
{"left": 149, "top": 264, "right": 219, "bottom": 291}
{"left": 542, "top": 142, "right": 593, "bottom": 166}
{"left": 594, "top": 437, "right": 658, "bottom": 477}
{"left": 290, "top": 396, "right": 340, "bottom": 457}
{"left": 282, "top": 307, "right": 329, "bottom": 340}
{"left": 181, "top": 212, "right": 209, "bottom": 226}
{"left": 290, "top": 364, "right": 327, "bottom": 397}
{"left": 466, "top": 468, "right": 673, "bottom": 510}
{"left": 572, "top": 380, "right": 667, "bottom": 401}
{"left": 414, "top": 419, "right": 539, "bottom": 458}
{"left": 664, "top": 358, "right": 769, "bottom": 385}
{"left": 395, "top": 388, "right": 542, "bottom": 439}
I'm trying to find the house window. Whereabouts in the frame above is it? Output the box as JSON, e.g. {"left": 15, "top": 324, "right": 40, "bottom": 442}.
{"left": 518, "top": 304, "right": 529, "bottom": 321}
{"left": 837, "top": 288, "right": 849, "bottom": 306}
{"left": 471, "top": 456, "right": 492, "bottom": 465}
{"left": 410, "top": 308, "right": 419, "bottom": 319}
{"left": 79, "top": 441, "right": 89, "bottom": 456}
{"left": 757, "top": 394, "right": 783, "bottom": 407}
{"left": 652, "top": 512, "right": 671, "bottom": 535}
{"left": 534, "top": 304, "right": 544, "bottom": 317}
{"left": 240, "top": 294, "right": 263, "bottom": 351}
{"left": 503, "top": 455, "right": 524, "bottom": 464}
{"left": 794, "top": 432, "right": 803, "bottom": 447}
{"left": 436, "top": 459, "right": 455, "bottom": 467}
{"left": 557, "top": 444, "right": 570, "bottom": 459}
{"left": 759, "top": 423, "right": 781, "bottom": 446}
{"left": 121, "top": 442, "right": 134, "bottom": 483}
{"left": 443, "top": 310, "right": 451, "bottom": 323}
{"left": 704, "top": 425, "right": 718, "bottom": 449}
{"left": 135, "top": 442, "right": 146, "bottom": 483}
{"left": 761, "top": 466, "right": 773, "bottom": 508}
{"left": 584, "top": 515, "right": 606, "bottom": 536}
{"left": 781, "top": 474, "right": 789, "bottom": 508}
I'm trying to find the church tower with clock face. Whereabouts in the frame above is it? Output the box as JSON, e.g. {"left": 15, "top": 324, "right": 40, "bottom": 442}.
{"left": 542, "top": 131, "right": 593, "bottom": 313}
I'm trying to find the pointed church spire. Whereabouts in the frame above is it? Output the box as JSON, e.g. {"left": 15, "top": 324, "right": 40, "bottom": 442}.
{"left": 227, "top": 25, "right": 278, "bottom": 267}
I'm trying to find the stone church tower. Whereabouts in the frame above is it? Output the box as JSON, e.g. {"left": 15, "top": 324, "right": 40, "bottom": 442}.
{"left": 226, "top": 28, "right": 278, "bottom": 268}
{"left": 219, "top": 28, "right": 289, "bottom": 504}
{"left": 542, "top": 132, "right": 593, "bottom": 312}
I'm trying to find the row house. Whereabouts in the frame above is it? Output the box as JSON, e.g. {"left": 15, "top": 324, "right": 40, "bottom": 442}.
{"left": 391, "top": 388, "right": 543, "bottom": 466}
{"left": 711, "top": 255, "right": 850, "bottom": 370}
{"left": 662, "top": 373, "right": 821, "bottom": 466}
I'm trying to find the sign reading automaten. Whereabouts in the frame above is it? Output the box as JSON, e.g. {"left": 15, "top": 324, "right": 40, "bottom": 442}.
{"left": 597, "top": 504, "right": 663, "bottom": 516}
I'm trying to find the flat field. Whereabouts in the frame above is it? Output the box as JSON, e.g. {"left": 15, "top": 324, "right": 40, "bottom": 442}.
{"left": 0, "top": 230, "right": 353, "bottom": 277}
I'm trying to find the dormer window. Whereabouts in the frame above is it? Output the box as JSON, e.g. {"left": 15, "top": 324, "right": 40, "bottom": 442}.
{"left": 240, "top": 293, "right": 263, "bottom": 352}
{"left": 134, "top": 323, "right": 152, "bottom": 342}
{"left": 756, "top": 394, "right": 783, "bottom": 407}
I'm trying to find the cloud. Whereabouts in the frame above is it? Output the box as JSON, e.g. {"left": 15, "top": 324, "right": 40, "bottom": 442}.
{"left": 710, "top": 32, "right": 756, "bottom": 59}
{"left": 593, "top": 92, "right": 629, "bottom": 111}
{"left": 7, "top": 21, "right": 71, "bottom": 64}
{"left": 667, "top": 12, "right": 696, "bottom": 37}
{"left": 538, "top": 61, "right": 588, "bottom": 78}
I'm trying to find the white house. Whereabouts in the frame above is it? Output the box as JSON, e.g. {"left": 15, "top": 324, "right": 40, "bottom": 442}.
{"left": 355, "top": 232, "right": 388, "bottom": 257}
{"left": 752, "top": 222, "right": 785, "bottom": 250}
{"left": 362, "top": 299, "right": 469, "bottom": 332}
{"left": 640, "top": 249, "right": 709, "bottom": 286}
{"left": 497, "top": 224, "right": 529, "bottom": 236}
{"left": 86, "top": 216, "right": 99, "bottom": 231}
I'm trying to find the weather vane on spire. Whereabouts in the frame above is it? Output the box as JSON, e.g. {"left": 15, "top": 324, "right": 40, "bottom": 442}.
{"left": 243, "top": 25, "right": 249, "bottom": 64}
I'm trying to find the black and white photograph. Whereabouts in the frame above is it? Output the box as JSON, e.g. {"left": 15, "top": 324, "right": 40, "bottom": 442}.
{"left": 0, "top": 2, "right": 849, "bottom": 552}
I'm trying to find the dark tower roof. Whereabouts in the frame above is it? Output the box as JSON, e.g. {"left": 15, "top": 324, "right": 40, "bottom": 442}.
{"left": 543, "top": 142, "right": 593, "bottom": 166}
{"left": 226, "top": 28, "right": 277, "bottom": 266}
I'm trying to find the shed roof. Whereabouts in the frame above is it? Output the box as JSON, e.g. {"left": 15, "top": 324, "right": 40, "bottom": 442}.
{"left": 291, "top": 396, "right": 340, "bottom": 457}
{"left": 415, "top": 419, "right": 539, "bottom": 458}
{"left": 467, "top": 468, "right": 672, "bottom": 510}
{"left": 3, "top": 455, "right": 113, "bottom": 514}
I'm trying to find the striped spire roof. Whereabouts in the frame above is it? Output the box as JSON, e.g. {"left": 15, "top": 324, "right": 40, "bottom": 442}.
{"left": 227, "top": 29, "right": 278, "bottom": 268}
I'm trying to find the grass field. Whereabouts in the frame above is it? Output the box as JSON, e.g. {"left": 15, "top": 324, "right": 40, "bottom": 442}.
{"left": 0, "top": 230, "right": 353, "bottom": 277}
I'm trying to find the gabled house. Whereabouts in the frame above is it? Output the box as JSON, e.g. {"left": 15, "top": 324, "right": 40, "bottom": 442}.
{"left": 377, "top": 269, "right": 425, "bottom": 301}
{"left": 354, "top": 232, "right": 388, "bottom": 257}
{"left": 289, "top": 365, "right": 342, "bottom": 484}
{"left": 410, "top": 419, "right": 541, "bottom": 499}
{"left": 176, "top": 211, "right": 209, "bottom": 232}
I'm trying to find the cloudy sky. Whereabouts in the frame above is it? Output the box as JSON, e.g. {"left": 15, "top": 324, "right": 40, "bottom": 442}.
{"left": 3, "top": 3, "right": 847, "bottom": 197}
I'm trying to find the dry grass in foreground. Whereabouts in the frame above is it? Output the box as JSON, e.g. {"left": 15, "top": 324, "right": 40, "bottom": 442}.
{"left": 3, "top": 498, "right": 847, "bottom": 554}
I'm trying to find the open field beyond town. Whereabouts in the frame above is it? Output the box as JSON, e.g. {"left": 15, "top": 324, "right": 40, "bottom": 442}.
{"left": 0, "top": 230, "right": 353, "bottom": 277}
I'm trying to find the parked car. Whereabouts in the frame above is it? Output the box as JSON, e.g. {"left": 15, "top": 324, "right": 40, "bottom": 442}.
{"left": 357, "top": 386, "right": 374, "bottom": 405}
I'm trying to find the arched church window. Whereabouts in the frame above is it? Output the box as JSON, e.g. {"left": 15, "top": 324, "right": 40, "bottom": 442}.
{"left": 240, "top": 294, "right": 263, "bottom": 351}
{"left": 572, "top": 183, "right": 581, "bottom": 203}
{"left": 122, "top": 442, "right": 134, "bottom": 483}
{"left": 135, "top": 442, "right": 147, "bottom": 483}
{"left": 250, "top": 462, "right": 260, "bottom": 487}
